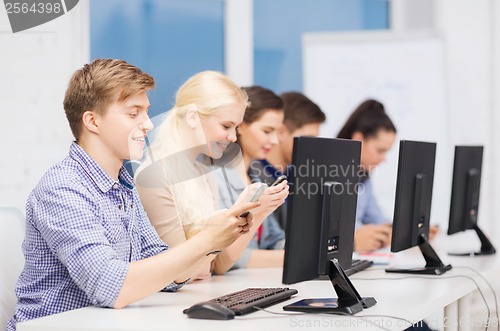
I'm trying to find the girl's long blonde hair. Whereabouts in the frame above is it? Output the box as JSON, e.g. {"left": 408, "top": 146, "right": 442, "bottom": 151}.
{"left": 137, "top": 71, "right": 248, "bottom": 237}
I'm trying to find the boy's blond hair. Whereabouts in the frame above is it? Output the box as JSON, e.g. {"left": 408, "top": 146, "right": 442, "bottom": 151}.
{"left": 63, "top": 58, "right": 155, "bottom": 140}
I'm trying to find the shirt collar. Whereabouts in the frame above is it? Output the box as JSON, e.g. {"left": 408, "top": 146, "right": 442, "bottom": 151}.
{"left": 69, "top": 142, "right": 135, "bottom": 192}
{"left": 259, "top": 159, "right": 287, "bottom": 179}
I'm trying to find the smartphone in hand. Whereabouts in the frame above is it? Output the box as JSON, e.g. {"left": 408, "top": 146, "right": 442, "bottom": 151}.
{"left": 271, "top": 175, "right": 287, "bottom": 187}
{"left": 240, "top": 183, "right": 268, "bottom": 217}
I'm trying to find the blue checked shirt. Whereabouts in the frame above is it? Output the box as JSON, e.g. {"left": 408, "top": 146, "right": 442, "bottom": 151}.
{"left": 7, "top": 143, "right": 184, "bottom": 331}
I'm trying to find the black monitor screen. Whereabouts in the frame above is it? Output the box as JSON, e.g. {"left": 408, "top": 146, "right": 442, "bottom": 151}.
{"left": 391, "top": 140, "right": 436, "bottom": 252}
{"left": 387, "top": 140, "right": 451, "bottom": 275}
{"left": 447, "top": 146, "right": 494, "bottom": 256}
{"left": 448, "top": 146, "right": 483, "bottom": 235}
{"left": 282, "top": 137, "right": 360, "bottom": 284}
{"left": 281, "top": 137, "right": 377, "bottom": 314}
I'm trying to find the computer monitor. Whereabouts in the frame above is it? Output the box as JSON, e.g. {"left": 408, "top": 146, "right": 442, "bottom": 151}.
{"left": 282, "top": 137, "right": 376, "bottom": 314}
{"left": 387, "top": 140, "right": 452, "bottom": 275}
{"left": 448, "top": 146, "right": 495, "bottom": 256}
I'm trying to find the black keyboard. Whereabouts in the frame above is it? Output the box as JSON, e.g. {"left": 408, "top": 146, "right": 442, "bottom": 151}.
{"left": 184, "top": 287, "right": 298, "bottom": 318}
{"left": 345, "top": 259, "right": 373, "bottom": 276}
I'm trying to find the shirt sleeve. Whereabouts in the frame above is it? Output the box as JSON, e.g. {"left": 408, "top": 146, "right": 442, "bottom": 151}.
{"left": 161, "top": 279, "right": 190, "bottom": 292}
{"left": 356, "top": 178, "right": 388, "bottom": 226}
{"left": 134, "top": 190, "right": 170, "bottom": 259}
{"left": 259, "top": 215, "right": 286, "bottom": 250}
{"left": 32, "top": 182, "right": 128, "bottom": 308}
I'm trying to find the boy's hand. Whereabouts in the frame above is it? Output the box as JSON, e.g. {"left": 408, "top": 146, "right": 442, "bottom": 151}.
{"left": 203, "top": 200, "right": 260, "bottom": 250}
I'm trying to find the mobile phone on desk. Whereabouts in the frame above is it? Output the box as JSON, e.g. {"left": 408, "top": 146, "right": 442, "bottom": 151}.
{"left": 240, "top": 183, "right": 267, "bottom": 217}
{"left": 271, "top": 175, "right": 287, "bottom": 187}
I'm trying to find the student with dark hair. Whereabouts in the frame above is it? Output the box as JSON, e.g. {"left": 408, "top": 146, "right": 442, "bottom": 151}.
{"left": 267, "top": 92, "right": 326, "bottom": 175}
{"left": 251, "top": 92, "right": 326, "bottom": 229}
{"left": 7, "top": 60, "right": 260, "bottom": 331}
{"left": 338, "top": 99, "right": 438, "bottom": 252}
{"left": 214, "top": 85, "right": 289, "bottom": 268}
{"left": 337, "top": 99, "right": 395, "bottom": 251}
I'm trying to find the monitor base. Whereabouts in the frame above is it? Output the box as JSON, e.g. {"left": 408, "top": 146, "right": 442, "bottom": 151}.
{"left": 283, "top": 298, "right": 364, "bottom": 315}
{"left": 448, "top": 225, "right": 496, "bottom": 256}
{"left": 448, "top": 249, "right": 496, "bottom": 256}
{"left": 284, "top": 259, "right": 376, "bottom": 315}
{"left": 387, "top": 234, "right": 452, "bottom": 275}
{"left": 360, "top": 297, "right": 377, "bottom": 308}
{"left": 386, "top": 264, "right": 452, "bottom": 275}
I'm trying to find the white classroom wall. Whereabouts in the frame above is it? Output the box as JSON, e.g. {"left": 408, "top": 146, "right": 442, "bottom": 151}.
{"left": 389, "top": 0, "right": 499, "bottom": 237}
{"left": 494, "top": 0, "right": 500, "bottom": 241}
{"left": 0, "top": 1, "right": 90, "bottom": 212}
{"left": 224, "top": 0, "right": 253, "bottom": 86}
{"left": 436, "top": 0, "right": 497, "bottom": 236}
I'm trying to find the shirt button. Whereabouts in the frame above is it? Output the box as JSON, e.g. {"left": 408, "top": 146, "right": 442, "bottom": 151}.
{"left": 118, "top": 205, "right": 122, "bottom": 210}
{"left": 130, "top": 204, "right": 133, "bottom": 209}
{"left": 113, "top": 183, "right": 119, "bottom": 189}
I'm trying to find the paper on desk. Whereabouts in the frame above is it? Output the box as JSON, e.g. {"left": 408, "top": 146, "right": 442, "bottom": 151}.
{"left": 353, "top": 249, "right": 394, "bottom": 265}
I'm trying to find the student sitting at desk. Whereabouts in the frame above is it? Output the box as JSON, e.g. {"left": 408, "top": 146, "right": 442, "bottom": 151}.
{"left": 250, "top": 92, "right": 326, "bottom": 230}
{"left": 7, "top": 60, "right": 259, "bottom": 331}
{"left": 337, "top": 99, "right": 439, "bottom": 252}
{"left": 215, "top": 86, "right": 289, "bottom": 268}
{"left": 135, "top": 73, "right": 288, "bottom": 278}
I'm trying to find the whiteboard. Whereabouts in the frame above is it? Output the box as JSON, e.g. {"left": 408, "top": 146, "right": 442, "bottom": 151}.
{"left": 303, "top": 30, "right": 451, "bottom": 227}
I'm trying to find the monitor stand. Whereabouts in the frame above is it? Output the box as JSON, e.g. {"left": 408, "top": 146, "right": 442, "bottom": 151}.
{"left": 283, "top": 259, "right": 376, "bottom": 314}
{"left": 448, "top": 224, "right": 496, "bottom": 256}
{"left": 386, "top": 234, "right": 452, "bottom": 275}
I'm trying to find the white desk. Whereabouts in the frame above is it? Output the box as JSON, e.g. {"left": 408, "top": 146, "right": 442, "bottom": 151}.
{"left": 384, "top": 231, "right": 500, "bottom": 331}
{"left": 17, "top": 259, "right": 487, "bottom": 331}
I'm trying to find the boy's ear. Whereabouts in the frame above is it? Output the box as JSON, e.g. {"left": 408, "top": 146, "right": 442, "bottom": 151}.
{"left": 185, "top": 108, "right": 200, "bottom": 129}
{"left": 82, "top": 111, "right": 99, "bottom": 134}
{"left": 351, "top": 131, "right": 364, "bottom": 141}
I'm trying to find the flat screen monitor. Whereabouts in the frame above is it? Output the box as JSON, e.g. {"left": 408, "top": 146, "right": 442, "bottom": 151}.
{"left": 448, "top": 146, "right": 495, "bottom": 255}
{"left": 387, "top": 140, "right": 452, "bottom": 275}
{"left": 282, "top": 137, "right": 376, "bottom": 314}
